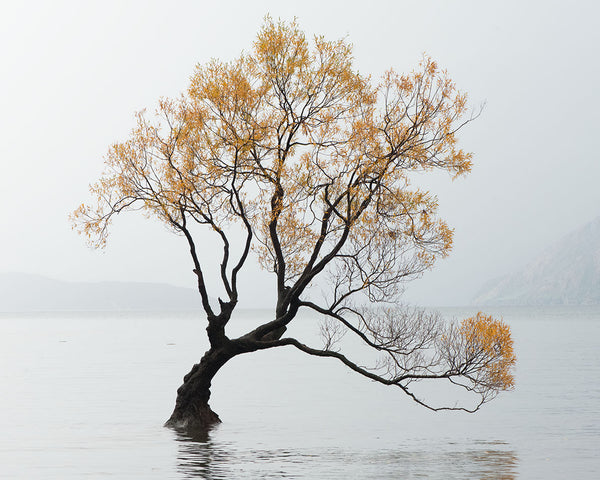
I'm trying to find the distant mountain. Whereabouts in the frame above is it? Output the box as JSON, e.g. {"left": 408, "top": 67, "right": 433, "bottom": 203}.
{"left": 0, "top": 273, "right": 204, "bottom": 312}
{"left": 473, "top": 217, "right": 600, "bottom": 305}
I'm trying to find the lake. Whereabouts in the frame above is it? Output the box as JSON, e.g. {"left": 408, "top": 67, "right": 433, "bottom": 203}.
{"left": 1, "top": 306, "right": 599, "bottom": 478}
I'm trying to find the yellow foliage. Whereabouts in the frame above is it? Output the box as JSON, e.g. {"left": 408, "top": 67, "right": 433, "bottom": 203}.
{"left": 459, "top": 312, "right": 516, "bottom": 391}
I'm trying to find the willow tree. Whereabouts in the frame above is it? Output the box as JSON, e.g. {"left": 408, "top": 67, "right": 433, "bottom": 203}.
{"left": 73, "top": 19, "right": 515, "bottom": 430}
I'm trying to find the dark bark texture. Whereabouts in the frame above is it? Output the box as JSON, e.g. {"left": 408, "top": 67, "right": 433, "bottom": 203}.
{"left": 163, "top": 314, "right": 288, "bottom": 430}
{"left": 164, "top": 347, "right": 232, "bottom": 430}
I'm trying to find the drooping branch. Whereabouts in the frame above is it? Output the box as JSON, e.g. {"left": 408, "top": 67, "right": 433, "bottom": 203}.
{"left": 253, "top": 336, "right": 487, "bottom": 413}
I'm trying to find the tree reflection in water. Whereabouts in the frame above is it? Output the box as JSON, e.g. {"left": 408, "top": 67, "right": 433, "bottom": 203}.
{"left": 172, "top": 428, "right": 518, "bottom": 479}
{"left": 173, "top": 427, "right": 229, "bottom": 480}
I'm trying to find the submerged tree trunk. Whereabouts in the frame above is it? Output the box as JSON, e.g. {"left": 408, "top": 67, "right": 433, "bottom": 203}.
{"left": 164, "top": 347, "right": 232, "bottom": 430}
{"left": 164, "top": 308, "right": 287, "bottom": 431}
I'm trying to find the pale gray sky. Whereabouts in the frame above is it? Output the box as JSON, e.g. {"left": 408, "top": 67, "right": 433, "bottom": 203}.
{"left": 1, "top": 0, "right": 598, "bottom": 306}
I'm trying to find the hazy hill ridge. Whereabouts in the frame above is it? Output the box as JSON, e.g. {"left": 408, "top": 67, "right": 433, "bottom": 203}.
{"left": 0, "top": 273, "right": 204, "bottom": 312}
{"left": 473, "top": 216, "right": 600, "bottom": 305}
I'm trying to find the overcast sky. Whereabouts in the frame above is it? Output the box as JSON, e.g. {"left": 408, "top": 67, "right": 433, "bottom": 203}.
{"left": 1, "top": 0, "right": 598, "bottom": 307}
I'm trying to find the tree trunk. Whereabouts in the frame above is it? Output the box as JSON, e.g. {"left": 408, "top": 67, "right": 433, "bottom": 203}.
{"left": 164, "top": 347, "right": 232, "bottom": 431}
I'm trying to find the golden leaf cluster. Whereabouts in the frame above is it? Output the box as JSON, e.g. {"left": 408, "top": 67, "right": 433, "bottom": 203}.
{"left": 458, "top": 312, "right": 517, "bottom": 391}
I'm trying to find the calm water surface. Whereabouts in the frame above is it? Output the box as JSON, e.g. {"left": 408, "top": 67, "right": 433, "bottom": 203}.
{"left": 1, "top": 306, "right": 599, "bottom": 478}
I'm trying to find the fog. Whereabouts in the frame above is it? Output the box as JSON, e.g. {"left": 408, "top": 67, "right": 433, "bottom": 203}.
{"left": 1, "top": 0, "right": 598, "bottom": 307}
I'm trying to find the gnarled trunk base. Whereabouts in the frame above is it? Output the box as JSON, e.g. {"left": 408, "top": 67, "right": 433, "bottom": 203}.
{"left": 164, "top": 347, "right": 231, "bottom": 431}
{"left": 164, "top": 402, "right": 220, "bottom": 430}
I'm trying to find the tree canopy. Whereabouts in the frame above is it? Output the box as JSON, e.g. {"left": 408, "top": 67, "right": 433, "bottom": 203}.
{"left": 73, "top": 19, "right": 515, "bottom": 428}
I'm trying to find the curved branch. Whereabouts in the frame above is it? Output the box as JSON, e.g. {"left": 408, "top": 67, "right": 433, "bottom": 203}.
{"left": 254, "top": 336, "right": 485, "bottom": 413}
